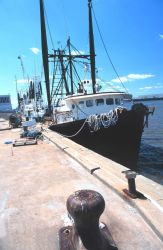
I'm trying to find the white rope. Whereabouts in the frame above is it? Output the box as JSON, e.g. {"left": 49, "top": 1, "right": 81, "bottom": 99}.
{"left": 56, "top": 118, "right": 88, "bottom": 138}
{"left": 54, "top": 107, "right": 124, "bottom": 137}
{"left": 87, "top": 107, "right": 123, "bottom": 132}
{"left": 87, "top": 114, "right": 101, "bottom": 132}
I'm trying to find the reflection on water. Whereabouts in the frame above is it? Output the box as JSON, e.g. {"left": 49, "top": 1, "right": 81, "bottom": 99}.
{"left": 137, "top": 100, "right": 163, "bottom": 185}
{"left": 138, "top": 143, "right": 163, "bottom": 185}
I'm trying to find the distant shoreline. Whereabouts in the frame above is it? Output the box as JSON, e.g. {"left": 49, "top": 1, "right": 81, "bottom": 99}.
{"left": 133, "top": 97, "right": 163, "bottom": 102}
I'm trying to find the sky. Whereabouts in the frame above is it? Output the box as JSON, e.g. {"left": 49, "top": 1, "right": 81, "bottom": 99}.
{"left": 0, "top": 0, "right": 163, "bottom": 108}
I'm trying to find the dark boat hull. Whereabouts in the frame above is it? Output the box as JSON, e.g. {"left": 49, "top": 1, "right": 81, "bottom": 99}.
{"left": 50, "top": 109, "right": 145, "bottom": 170}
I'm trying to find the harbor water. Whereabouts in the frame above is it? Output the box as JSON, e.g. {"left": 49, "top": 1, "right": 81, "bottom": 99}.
{"left": 137, "top": 100, "right": 163, "bottom": 185}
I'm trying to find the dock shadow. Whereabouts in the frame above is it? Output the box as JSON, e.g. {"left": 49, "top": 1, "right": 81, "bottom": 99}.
{"left": 0, "top": 127, "right": 11, "bottom": 131}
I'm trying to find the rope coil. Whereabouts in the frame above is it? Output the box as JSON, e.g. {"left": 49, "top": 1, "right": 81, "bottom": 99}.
{"left": 87, "top": 107, "right": 123, "bottom": 132}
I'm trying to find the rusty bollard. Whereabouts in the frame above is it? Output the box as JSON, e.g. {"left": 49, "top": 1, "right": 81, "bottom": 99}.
{"left": 64, "top": 190, "right": 117, "bottom": 250}
{"left": 123, "top": 171, "right": 138, "bottom": 198}
{"left": 123, "top": 171, "right": 146, "bottom": 199}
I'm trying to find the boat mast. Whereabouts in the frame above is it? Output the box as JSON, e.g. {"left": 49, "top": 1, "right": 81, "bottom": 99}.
{"left": 58, "top": 50, "right": 70, "bottom": 95}
{"left": 67, "top": 37, "right": 74, "bottom": 94}
{"left": 39, "top": 0, "right": 51, "bottom": 114}
{"left": 88, "top": 0, "right": 96, "bottom": 94}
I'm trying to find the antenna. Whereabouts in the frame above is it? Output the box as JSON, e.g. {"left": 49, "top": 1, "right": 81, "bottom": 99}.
{"left": 15, "top": 75, "right": 18, "bottom": 94}
{"left": 18, "top": 55, "right": 25, "bottom": 79}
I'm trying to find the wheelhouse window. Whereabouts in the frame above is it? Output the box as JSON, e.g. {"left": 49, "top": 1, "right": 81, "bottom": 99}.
{"left": 86, "top": 100, "right": 94, "bottom": 107}
{"left": 115, "top": 98, "right": 121, "bottom": 105}
{"left": 106, "top": 98, "right": 114, "bottom": 105}
{"left": 78, "top": 101, "right": 84, "bottom": 108}
{"left": 96, "top": 98, "right": 104, "bottom": 106}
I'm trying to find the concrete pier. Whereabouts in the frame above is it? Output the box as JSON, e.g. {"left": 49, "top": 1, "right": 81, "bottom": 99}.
{"left": 0, "top": 118, "right": 163, "bottom": 249}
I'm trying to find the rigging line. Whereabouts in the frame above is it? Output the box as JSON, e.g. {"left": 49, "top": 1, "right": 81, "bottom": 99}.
{"left": 97, "top": 76, "right": 123, "bottom": 92}
{"left": 51, "top": 53, "right": 68, "bottom": 99}
{"left": 50, "top": 58, "right": 59, "bottom": 100}
{"left": 50, "top": 69, "right": 55, "bottom": 102}
{"left": 52, "top": 58, "right": 67, "bottom": 98}
{"left": 72, "top": 62, "right": 83, "bottom": 85}
{"left": 50, "top": 68, "right": 55, "bottom": 100}
{"left": 64, "top": 64, "right": 78, "bottom": 90}
{"left": 69, "top": 42, "right": 84, "bottom": 55}
{"left": 44, "top": 2, "right": 55, "bottom": 49}
{"left": 73, "top": 60, "right": 90, "bottom": 80}
{"left": 73, "top": 60, "right": 90, "bottom": 65}
{"left": 73, "top": 61, "right": 88, "bottom": 74}
{"left": 51, "top": 59, "right": 70, "bottom": 100}
{"left": 92, "top": 7, "right": 129, "bottom": 94}
{"left": 73, "top": 60, "right": 90, "bottom": 70}
{"left": 51, "top": 79, "right": 62, "bottom": 100}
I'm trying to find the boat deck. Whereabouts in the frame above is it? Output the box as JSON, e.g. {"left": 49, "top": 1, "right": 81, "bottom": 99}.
{"left": 0, "top": 118, "right": 162, "bottom": 250}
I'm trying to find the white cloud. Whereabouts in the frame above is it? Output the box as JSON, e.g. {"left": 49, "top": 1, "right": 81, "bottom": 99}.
{"left": 139, "top": 86, "right": 153, "bottom": 90}
{"left": 139, "top": 85, "right": 163, "bottom": 90}
{"left": 128, "top": 74, "right": 154, "bottom": 79}
{"left": 111, "top": 73, "right": 154, "bottom": 83}
{"left": 71, "top": 50, "right": 84, "bottom": 55}
{"left": 30, "top": 47, "right": 40, "bottom": 54}
{"left": 159, "top": 34, "right": 163, "bottom": 39}
{"left": 106, "top": 81, "right": 113, "bottom": 85}
{"left": 17, "top": 79, "right": 30, "bottom": 84}
{"left": 97, "top": 67, "right": 103, "bottom": 72}
{"left": 111, "top": 76, "right": 130, "bottom": 83}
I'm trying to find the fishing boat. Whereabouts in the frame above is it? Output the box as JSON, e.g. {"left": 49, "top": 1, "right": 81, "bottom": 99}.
{"left": 16, "top": 75, "right": 45, "bottom": 121}
{"left": 40, "top": 0, "right": 149, "bottom": 170}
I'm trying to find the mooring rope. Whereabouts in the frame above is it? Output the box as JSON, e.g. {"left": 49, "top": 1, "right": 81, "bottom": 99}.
{"left": 55, "top": 118, "right": 88, "bottom": 138}
{"left": 54, "top": 107, "right": 124, "bottom": 138}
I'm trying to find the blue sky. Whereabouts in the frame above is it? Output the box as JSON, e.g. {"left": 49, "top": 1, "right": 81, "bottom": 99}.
{"left": 0, "top": 0, "right": 163, "bottom": 107}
